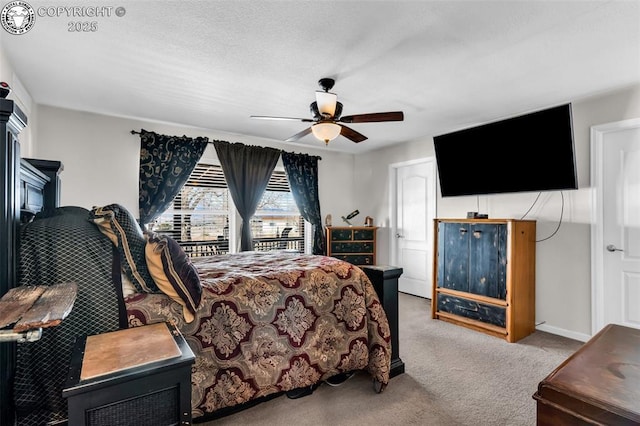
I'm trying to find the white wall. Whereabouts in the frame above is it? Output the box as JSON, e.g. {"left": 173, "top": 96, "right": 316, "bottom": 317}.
{"left": 33, "top": 105, "right": 356, "bottom": 224}
{"left": 354, "top": 84, "right": 640, "bottom": 341}
{"left": 9, "top": 26, "right": 640, "bottom": 339}
{"left": 0, "top": 46, "right": 36, "bottom": 156}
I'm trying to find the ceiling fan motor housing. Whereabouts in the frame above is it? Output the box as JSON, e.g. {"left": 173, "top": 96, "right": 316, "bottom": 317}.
{"left": 310, "top": 101, "right": 342, "bottom": 120}
{"left": 318, "top": 78, "right": 335, "bottom": 92}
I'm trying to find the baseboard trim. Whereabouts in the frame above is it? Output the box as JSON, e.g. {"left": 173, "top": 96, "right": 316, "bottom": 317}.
{"left": 535, "top": 323, "right": 591, "bottom": 342}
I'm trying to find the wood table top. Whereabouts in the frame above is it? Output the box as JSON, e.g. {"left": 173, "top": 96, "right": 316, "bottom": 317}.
{"left": 81, "top": 322, "right": 181, "bottom": 381}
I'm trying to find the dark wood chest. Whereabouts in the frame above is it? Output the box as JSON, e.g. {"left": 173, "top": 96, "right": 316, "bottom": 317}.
{"left": 533, "top": 324, "right": 640, "bottom": 425}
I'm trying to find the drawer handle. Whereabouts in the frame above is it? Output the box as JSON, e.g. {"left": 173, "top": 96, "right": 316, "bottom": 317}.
{"left": 458, "top": 305, "right": 479, "bottom": 312}
{"left": 459, "top": 229, "right": 467, "bottom": 234}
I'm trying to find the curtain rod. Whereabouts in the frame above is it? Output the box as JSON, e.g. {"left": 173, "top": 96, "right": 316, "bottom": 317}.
{"left": 130, "top": 129, "right": 322, "bottom": 160}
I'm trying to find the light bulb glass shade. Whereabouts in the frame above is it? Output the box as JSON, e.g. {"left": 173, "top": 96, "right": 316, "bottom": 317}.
{"left": 311, "top": 122, "right": 341, "bottom": 143}
{"left": 315, "top": 91, "right": 337, "bottom": 117}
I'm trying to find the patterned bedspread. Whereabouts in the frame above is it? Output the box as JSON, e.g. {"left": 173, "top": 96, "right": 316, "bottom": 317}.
{"left": 125, "top": 251, "right": 391, "bottom": 419}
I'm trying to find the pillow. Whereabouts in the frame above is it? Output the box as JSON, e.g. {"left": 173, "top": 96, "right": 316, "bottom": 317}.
{"left": 144, "top": 231, "right": 202, "bottom": 323}
{"left": 89, "top": 204, "right": 158, "bottom": 293}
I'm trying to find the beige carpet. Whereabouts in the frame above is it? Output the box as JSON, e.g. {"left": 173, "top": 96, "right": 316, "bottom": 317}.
{"left": 200, "top": 293, "right": 584, "bottom": 425}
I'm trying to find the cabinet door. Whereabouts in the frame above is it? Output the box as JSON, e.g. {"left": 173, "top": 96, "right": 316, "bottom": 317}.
{"left": 437, "top": 222, "right": 470, "bottom": 292}
{"left": 468, "top": 223, "right": 507, "bottom": 299}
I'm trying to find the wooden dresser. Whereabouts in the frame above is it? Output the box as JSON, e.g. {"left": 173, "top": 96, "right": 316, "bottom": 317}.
{"left": 533, "top": 324, "right": 640, "bottom": 425}
{"left": 432, "top": 218, "right": 536, "bottom": 342}
{"left": 326, "top": 226, "right": 378, "bottom": 267}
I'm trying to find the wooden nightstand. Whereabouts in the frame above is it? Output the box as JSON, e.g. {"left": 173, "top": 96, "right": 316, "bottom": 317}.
{"left": 63, "top": 322, "right": 195, "bottom": 426}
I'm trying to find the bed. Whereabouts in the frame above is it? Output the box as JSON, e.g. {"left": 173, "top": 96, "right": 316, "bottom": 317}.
{"left": 127, "top": 249, "right": 391, "bottom": 419}
{"left": 6, "top": 160, "right": 391, "bottom": 424}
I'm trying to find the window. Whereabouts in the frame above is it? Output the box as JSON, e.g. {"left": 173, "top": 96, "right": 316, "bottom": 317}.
{"left": 251, "top": 170, "right": 304, "bottom": 252}
{"left": 151, "top": 164, "right": 304, "bottom": 256}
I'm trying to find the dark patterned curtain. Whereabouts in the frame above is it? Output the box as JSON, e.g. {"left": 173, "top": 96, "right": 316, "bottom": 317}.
{"left": 281, "top": 151, "right": 325, "bottom": 255}
{"left": 138, "top": 129, "right": 209, "bottom": 226}
{"left": 213, "top": 140, "right": 281, "bottom": 251}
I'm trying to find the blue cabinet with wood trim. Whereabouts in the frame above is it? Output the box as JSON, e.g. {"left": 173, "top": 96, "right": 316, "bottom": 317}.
{"left": 432, "top": 218, "right": 536, "bottom": 343}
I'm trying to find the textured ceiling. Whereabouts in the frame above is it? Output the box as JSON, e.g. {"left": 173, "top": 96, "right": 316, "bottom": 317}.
{"left": 2, "top": 0, "right": 639, "bottom": 153}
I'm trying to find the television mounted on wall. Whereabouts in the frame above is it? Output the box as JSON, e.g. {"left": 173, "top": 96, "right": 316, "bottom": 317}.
{"left": 433, "top": 103, "right": 578, "bottom": 197}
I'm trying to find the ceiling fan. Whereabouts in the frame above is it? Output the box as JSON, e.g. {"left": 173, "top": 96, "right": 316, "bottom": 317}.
{"left": 250, "top": 78, "right": 404, "bottom": 145}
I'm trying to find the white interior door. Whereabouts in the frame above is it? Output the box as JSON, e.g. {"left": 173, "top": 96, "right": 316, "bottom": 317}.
{"left": 390, "top": 158, "right": 436, "bottom": 298}
{"left": 591, "top": 118, "right": 640, "bottom": 334}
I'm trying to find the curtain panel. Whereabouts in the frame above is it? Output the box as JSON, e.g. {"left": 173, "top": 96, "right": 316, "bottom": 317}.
{"left": 213, "top": 140, "right": 281, "bottom": 251}
{"left": 281, "top": 151, "right": 325, "bottom": 255}
{"left": 138, "top": 130, "right": 209, "bottom": 226}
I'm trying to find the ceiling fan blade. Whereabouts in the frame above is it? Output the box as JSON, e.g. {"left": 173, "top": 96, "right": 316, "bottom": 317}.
{"left": 285, "top": 127, "right": 313, "bottom": 142}
{"left": 251, "top": 115, "right": 314, "bottom": 122}
{"left": 339, "top": 124, "right": 368, "bottom": 143}
{"left": 339, "top": 111, "right": 404, "bottom": 123}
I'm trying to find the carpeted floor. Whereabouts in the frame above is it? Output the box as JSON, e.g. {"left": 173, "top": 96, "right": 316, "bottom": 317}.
{"left": 200, "top": 292, "right": 584, "bottom": 425}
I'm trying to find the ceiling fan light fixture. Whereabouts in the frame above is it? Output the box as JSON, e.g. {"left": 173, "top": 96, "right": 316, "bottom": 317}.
{"left": 311, "top": 122, "right": 341, "bottom": 145}
{"left": 315, "top": 91, "right": 337, "bottom": 117}
{"left": 251, "top": 77, "right": 403, "bottom": 145}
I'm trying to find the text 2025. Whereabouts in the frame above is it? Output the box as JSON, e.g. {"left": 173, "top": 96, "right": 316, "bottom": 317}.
{"left": 68, "top": 22, "right": 98, "bottom": 32}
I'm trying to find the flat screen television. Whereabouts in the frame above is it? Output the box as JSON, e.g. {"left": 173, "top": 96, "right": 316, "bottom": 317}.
{"left": 433, "top": 103, "right": 578, "bottom": 197}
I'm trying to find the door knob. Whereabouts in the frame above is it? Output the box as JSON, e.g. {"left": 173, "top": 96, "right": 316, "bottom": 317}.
{"left": 396, "top": 233, "right": 404, "bottom": 238}
{"left": 606, "top": 244, "right": 624, "bottom": 252}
